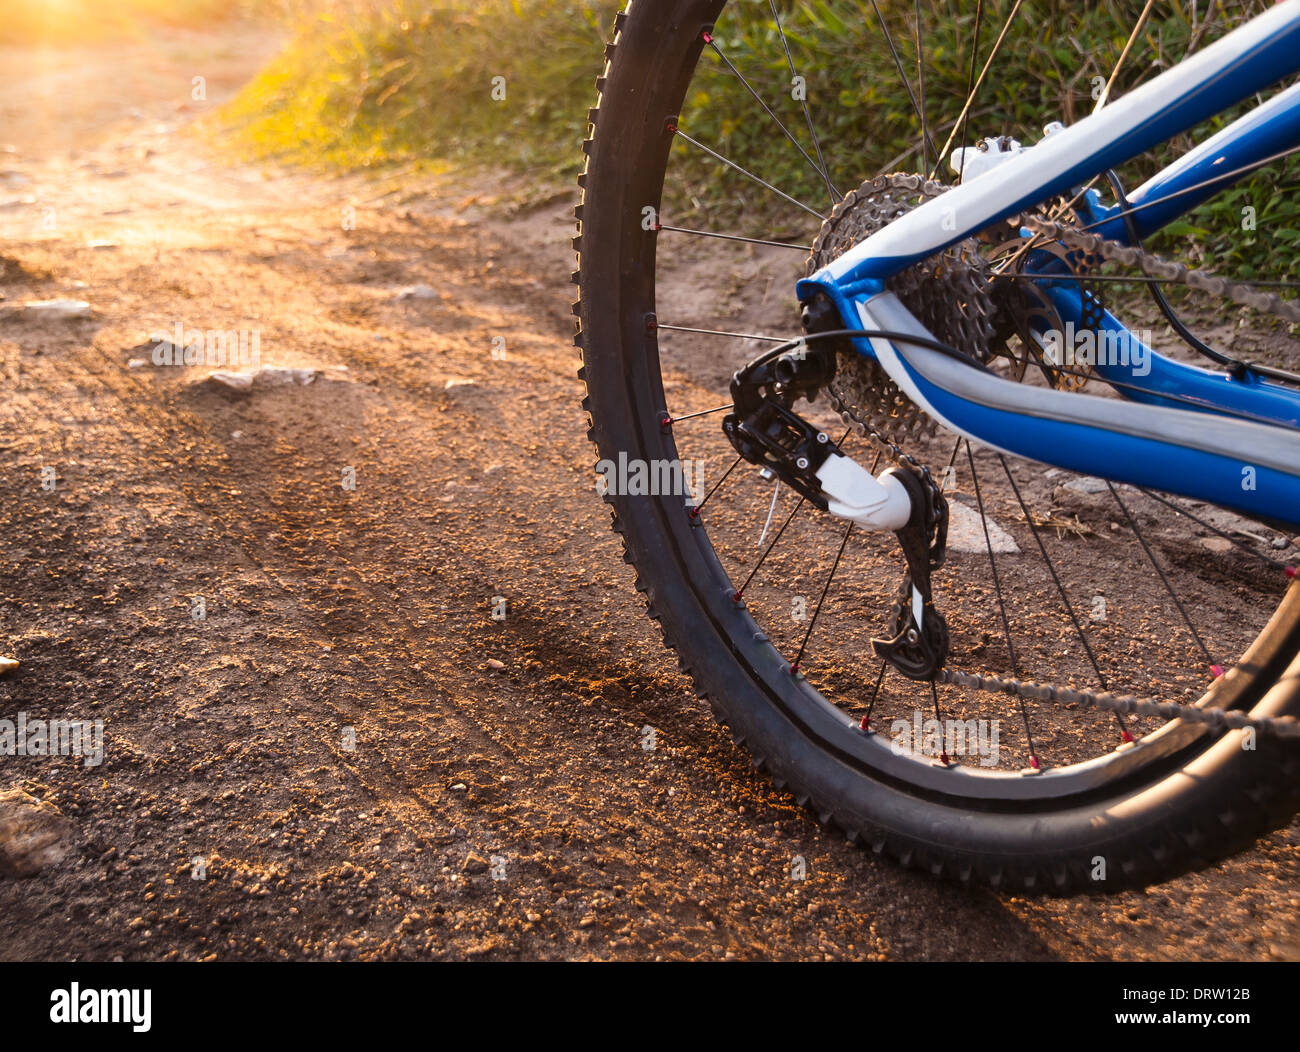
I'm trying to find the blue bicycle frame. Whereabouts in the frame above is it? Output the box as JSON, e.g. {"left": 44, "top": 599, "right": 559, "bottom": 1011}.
{"left": 797, "top": 0, "right": 1300, "bottom": 528}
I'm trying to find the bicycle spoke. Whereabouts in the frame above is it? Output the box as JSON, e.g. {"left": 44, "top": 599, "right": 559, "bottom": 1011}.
{"left": 1093, "top": 0, "right": 1156, "bottom": 113}
{"left": 860, "top": 661, "right": 889, "bottom": 732}
{"left": 701, "top": 30, "right": 837, "bottom": 201}
{"left": 734, "top": 495, "right": 806, "bottom": 602}
{"left": 998, "top": 454, "right": 1134, "bottom": 742}
{"left": 914, "top": 0, "right": 932, "bottom": 177}
{"left": 656, "top": 322, "right": 786, "bottom": 343}
{"left": 1106, "top": 481, "right": 1219, "bottom": 676}
{"left": 656, "top": 223, "right": 810, "bottom": 252}
{"left": 929, "top": 679, "right": 952, "bottom": 765}
{"left": 665, "top": 403, "right": 733, "bottom": 426}
{"left": 768, "top": 0, "right": 839, "bottom": 204}
{"left": 869, "top": 0, "right": 940, "bottom": 173}
{"left": 874, "top": 108, "right": 997, "bottom": 176}
{"left": 954, "top": 0, "right": 984, "bottom": 180}
{"left": 966, "top": 444, "right": 1041, "bottom": 769}
{"left": 928, "top": 0, "right": 1023, "bottom": 181}
{"left": 671, "top": 125, "right": 825, "bottom": 219}
{"left": 690, "top": 453, "right": 744, "bottom": 520}
{"left": 735, "top": 432, "right": 860, "bottom": 601}
{"left": 789, "top": 521, "right": 854, "bottom": 676}
{"left": 1136, "top": 487, "right": 1297, "bottom": 576}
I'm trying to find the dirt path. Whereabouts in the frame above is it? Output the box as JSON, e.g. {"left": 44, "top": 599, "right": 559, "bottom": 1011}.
{"left": 0, "top": 25, "right": 1296, "bottom": 961}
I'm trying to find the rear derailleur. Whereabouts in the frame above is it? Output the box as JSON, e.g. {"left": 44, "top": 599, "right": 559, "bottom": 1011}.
{"left": 720, "top": 303, "right": 949, "bottom": 680}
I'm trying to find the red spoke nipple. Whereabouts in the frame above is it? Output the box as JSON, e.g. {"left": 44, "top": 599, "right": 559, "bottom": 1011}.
{"left": 1210, "top": 664, "right": 1225, "bottom": 679}
{"left": 701, "top": 31, "right": 713, "bottom": 44}
{"left": 1120, "top": 729, "right": 1135, "bottom": 744}
{"left": 859, "top": 714, "right": 871, "bottom": 732}
{"left": 1286, "top": 566, "right": 1297, "bottom": 580}
{"left": 1028, "top": 755, "right": 1041, "bottom": 770}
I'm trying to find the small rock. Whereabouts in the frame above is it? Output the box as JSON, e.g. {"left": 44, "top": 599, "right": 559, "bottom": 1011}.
{"left": 126, "top": 358, "right": 148, "bottom": 370}
{"left": 204, "top": 367, "right": 321, "bottom": 392}
{"left": 207, "top": 371, "right": 255, "bottom": 392}
{"left": 256, "top": 366, "right": 319, "bottom": 386}
{"left": 578, "top": 915, "right": 596, "bottom": 928}
{"left": 0, "top": 656, "right": 17, "bottom": 676}
{"left": 0, "top": 789, "right": 73, "bottom": 878}
{"left": 1061, "top": 476, "right": 1110, "bottom": 496}
{"left": 22, "top": 299, "right": 91, "bottom": 320}
{"left": 1271, "top": 536, "right": 1289, "bottom": 550}
{"left": 486, "top": 658, "right": 505, "bottom": 670}
{"left": 86, "top": 239, "right": 118, "bottom": 251}
{"left": 946, "top": 501, "right": 1020, "bottom": 554}
{"left": 463, "top": 852, "right": 489, "bottom": 875}
{"left": 444, "top": 378, "right": 476, "bottom": 391}
{"left": 396, "top": 283, "right": 437, "bottom": 300}
{"left": 1202, "top": 537, "right": 1234, "bottom": 554}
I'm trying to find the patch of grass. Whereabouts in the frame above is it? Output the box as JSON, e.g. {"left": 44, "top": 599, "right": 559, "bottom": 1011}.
{"left": 677, "top": 0, "right": 1296, "bottom": 276}
{"left": 224, "top": 0, "right": 1298, "bottom": 279}
{"left": 221, "top": 0, "right": 618, "bottom": 172}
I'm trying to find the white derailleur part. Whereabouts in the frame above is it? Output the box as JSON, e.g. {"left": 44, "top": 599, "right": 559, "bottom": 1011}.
{"left": 814, "top": 451, "right": 912, "bottom": 532}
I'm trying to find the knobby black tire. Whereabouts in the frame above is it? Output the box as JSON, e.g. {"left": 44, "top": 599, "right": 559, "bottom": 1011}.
{"left": 573, "top": 0, "right": 1300, "bottom": 891}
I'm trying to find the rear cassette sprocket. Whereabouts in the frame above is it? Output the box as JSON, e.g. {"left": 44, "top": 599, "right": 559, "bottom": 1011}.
{"left": 806, "top": 173, "right": 996, "bottom": 446}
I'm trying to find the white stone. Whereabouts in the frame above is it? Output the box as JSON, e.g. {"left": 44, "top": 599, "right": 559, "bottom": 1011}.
{"left": 256, "top": 366, "right": 318, "bottom": 385}
{"left": 207, "top": 370, "right": 255, "bottom": 391}
{"left": 22, "top": 299, "right": 91, "bottom": 320}
{"left": 946, "top": 500, "right": 1021, "bottom": 554}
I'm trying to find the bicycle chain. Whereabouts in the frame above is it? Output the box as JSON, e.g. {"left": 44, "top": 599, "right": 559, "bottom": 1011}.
{"left": 807, "top": 180, "right": 1300, "bottom": 741}
{"left": 939, "top": 668, "right": 1300, "bottom": 740}
{"left": 1023, "top": 213, "right": 1300, "bottom": 324}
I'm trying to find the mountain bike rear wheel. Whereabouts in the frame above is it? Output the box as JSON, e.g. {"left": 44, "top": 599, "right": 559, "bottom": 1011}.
{"left": 574, "top": 0, "right": 1300, "bottom": 890}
